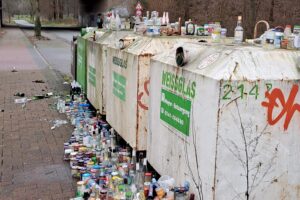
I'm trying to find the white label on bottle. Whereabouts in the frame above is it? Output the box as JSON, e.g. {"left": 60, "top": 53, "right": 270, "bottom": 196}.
{"left": 295, "top": 35, "right": 300, "bottom": 48}
{"left": 234, "top": 30, "right": 243, "bottom": 42}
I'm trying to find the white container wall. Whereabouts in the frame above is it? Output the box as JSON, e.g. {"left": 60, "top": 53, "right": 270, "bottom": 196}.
{"left": 106, "top": 37, "right": 195, "bottom": 150}
{"left": 148, "top": 43, "right": 300, "bottom": 199}
{"left": 86, "top": 31, "right": 106, "bottom": 110}
{"left": 86, "top": 31, "right": 133, "bottom": 114}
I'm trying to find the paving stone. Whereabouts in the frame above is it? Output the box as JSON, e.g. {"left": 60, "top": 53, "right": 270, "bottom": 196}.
{"left": 0, "top": 28, "right": 75, "bottom": 199}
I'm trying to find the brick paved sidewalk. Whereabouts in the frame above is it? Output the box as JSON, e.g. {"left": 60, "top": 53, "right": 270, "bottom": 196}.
{"left": 0, "top": 29, "right": 76, "bottom": 200}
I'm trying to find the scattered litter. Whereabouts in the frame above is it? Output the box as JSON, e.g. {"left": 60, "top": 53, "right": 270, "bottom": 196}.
{"left": 15, "top": 98, "right": 29, "bottom": 104}
{"left": 63, "top": 82, "right": 69, "bottom": 85}
{"left": 32, "top": 80, "right": 45, "bottom": 83}
{"left": 57, "top": 99, "right": 66, "bottom": 113}
{"left": 71, "top": 81, "right": 82, "bottom": 95}
{"left": 63, "top": 75, "right": 72, "bottom": 83}
{"left": 22, "top": 103, "right": 26, "bottom": 109}
{"left": 14, "top": 92, "right": 25, "bottom": 97}
{"left": 32, "top": 95, "right": 48, "bottom": 100}
{"left": 11, "top": 67, "right": 18, "bottom": 73}
{"left": 51, "top": 119, "right": 68, "bottom": 130}
{"left": 31, "top": 92, "right": 53, "bottom": 100}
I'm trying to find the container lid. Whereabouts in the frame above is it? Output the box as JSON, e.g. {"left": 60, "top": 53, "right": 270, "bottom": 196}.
{"left": 82, "top": 173, "right": 91, "bottom": 177}
{"left": 77, "top": 181, "right": 84, "bottom": 185}
{"left": 71, "top": 166, "right": 78, "bottom": 170}
{"left": 65, "top": 149, "right": 72, "bottom": 154}
{"left": 87, "top": 161, "right": 94, "bottom": 165}
{"left": 111, "top": 171, "right": 119, "bottom": 176}
{"left": 93, "top": 165, "right": 101, "bottom": 169}
{"left": 145, "top": 172, "right": 152, "bottom": 176}
{"left": 71, "top": 152, "right": 77, "bottom": 156}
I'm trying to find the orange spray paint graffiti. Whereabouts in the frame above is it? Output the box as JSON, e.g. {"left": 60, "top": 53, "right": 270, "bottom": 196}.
{"left": 262, "top": 84, "right": 300, "bottom": 131}
{"left": 138, "top": 80, "right": 150, "bottom": 110}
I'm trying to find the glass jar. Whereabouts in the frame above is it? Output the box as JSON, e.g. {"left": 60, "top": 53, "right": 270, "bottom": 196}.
{"left": 175, "top": 191, "right": 187, "bottom": 200}
{"left": 76, "top": 181, "right": 85, "bottom": 197}
{"left": 211, "top": 22, "right": 221, "bottom": 43}
{"left": 287, "top": 35, "right": 295, "bottom": 50}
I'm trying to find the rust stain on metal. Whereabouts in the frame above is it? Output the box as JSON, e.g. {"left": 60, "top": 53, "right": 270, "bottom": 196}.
{"left": 213, "top": 81, "right": 224, "bottom": 200}
{"left": 229, "top": 62, "right": 239, "bottom": 81}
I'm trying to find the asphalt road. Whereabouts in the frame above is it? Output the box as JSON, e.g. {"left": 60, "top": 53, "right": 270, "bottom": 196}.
{"left": 22, "top": 29, "right": 79, "bottom": 76}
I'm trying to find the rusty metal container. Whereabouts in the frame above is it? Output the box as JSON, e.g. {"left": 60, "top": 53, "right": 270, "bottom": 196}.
{"left": 86, "top": 31, "right": 133, "bottom": 113}
{"left": 148, "top": 42, "right": 300, "bottom": 199}
{"left": 106, "top": 36, "right": 195, "bottom": 150}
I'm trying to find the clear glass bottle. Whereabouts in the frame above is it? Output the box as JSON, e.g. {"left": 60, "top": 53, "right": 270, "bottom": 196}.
{"left": 131, "top": 148, "right": 137, "bottom": 172}
{"left": 284, "top": 25, "right": 292, "bottom": 39}
{"left": 212, "top": 22, "right": 221, "bottom": 43}
{"left": 135, "top": 163, "right": 144, "bottom": 191}
{"left": 115, "top": 11, "right": 121, "bottom": 31}
{"left": 234, "top": 16, "right": 244, "bottom": 44}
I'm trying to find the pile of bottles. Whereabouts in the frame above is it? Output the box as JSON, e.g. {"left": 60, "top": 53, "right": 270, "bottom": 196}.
{"left": 261, "top": 25, "right": 300, "bottom": 50}
{"left": 60, "top": 84, "right": 194, "bottom": 200}
{"left": 103, "top": 10, "right": 129, "bottom": 31}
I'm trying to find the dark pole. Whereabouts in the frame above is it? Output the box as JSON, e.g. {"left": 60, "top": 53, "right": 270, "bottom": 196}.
{"left": 0, "top": 0, "right": 2, "bottom": 27}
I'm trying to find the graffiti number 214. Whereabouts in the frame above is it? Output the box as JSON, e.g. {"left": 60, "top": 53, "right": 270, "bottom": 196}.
{"left": 222, "top": 83, "right": 269, "bottom": 100}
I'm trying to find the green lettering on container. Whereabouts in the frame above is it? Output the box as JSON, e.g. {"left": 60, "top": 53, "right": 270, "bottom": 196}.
{"left": 113, "top": 56, "right": 127, "bottom": 69}
{"left": 88, "top": 66, "right": 96, "bottom": 86}
{"left": 113, "top": 71, "right": 126, "bottom": 101}
{"left": 160, "top": 89, "right": 192, "bottom": 136}
{"left": 161, "top": 71, "right": 196, "bottom": 99}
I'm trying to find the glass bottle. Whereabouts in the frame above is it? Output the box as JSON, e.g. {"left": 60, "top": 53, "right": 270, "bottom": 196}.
{"left": 131, "top": 148, "right": 137, "bottom": 172}
{"left": 234, "top": 16, "right": 244, "bottom": 44}
{"left": 212, "top": 22, "right": 221, "bottom": 43}
{"left": 135, "top": 163, "right": 144, "bottom": 191}
{"left": 284, "top": 25, "right": 292, "bottom": 39}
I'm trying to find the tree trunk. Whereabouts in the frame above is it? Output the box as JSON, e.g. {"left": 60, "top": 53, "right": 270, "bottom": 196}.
{"left": 52, "top": 0, "right": 57, "bottom": 20}
{"left": 67, "top": 0, "right": 70, "bottom": 17}
{"left": 74, "top": 0, "right": 78, "bottom": 19}
{"left": 35, "top": 0, "right": 41, "bottom": 37}
{"left": 58, "top": 0, "right": 63, "bottom": 19}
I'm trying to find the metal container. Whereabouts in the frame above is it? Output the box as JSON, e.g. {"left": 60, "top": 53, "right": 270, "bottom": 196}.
{"left": 76, "top": 32, "right": 93, "bottom": 92}
{"left": 106, "top": 36, "right": 196, "bottom": 150}
{"left": 86, "top": 31, "right": 106, "bottom": 111}
{"left": 86, "top": 31, "right": 133, "bottom": 114}
{"left": 148, "top": 42, "right": 300, "bottom": 199}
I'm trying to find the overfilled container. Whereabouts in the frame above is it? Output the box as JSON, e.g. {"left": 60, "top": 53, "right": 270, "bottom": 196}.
{"left": 76, "top": 32, "right": 94, "bottom": 92}
{"left": 86, "top": 31, "right": 134, "bottom": 114}
{"left": 147, "top": 42, "right": 300, "bottom": 199}
{"left": 106, "top": 36, "right": 196, "bottom": 150}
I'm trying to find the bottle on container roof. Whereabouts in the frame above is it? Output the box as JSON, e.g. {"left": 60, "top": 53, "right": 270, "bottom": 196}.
{"left": 234, "top": 16, "right": 244, "bottom": 44}
{"left": 284, "top": 25, "right": 292, "bottom": 39}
